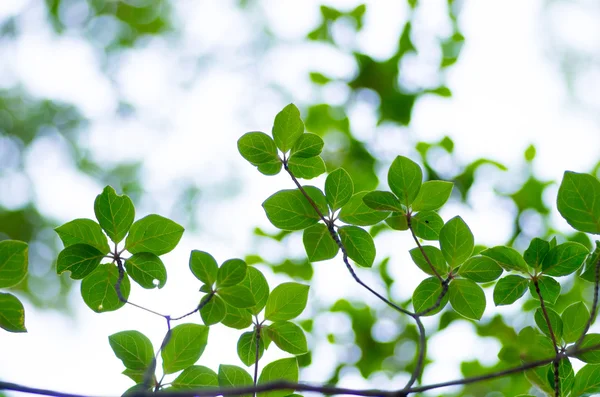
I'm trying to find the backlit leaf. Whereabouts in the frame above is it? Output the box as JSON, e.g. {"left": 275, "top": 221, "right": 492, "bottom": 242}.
{"left": 302, "top": 223, "right": 338, "bottom": 262}
{"left": 272, "top": 104, "right": 304, "bottom": 152}
{"left": 457, "top": 256, "right": 503, "bottom": 283}
{"left": 439, "top": 216, "right": 474, "bottom": 268}
{"left": 411, "top": 211, "right": 443, "bottom": 241}
{"left": 339, "top": 192, "right": 390, "bottom": 226}
{"left": 94, "top": 186, "right": 135, "bottom": 244}
{"left": 0, "top": 293, "right": 26, "bottom": 332}
{"left": 493, "top": 275, "right": 528, "bottom": 306}
{"left": 125, "top": 253, "right": 167, "bottom": 289}
{"left": 108, "top": 330, "right": 154, "bottom": 370}
{"left": 55, "top": 218, "right": 110, "bottom": 254}
{"left": 448, "top": 279, "right": 485, "bottom": 320}
{"left": 162, "top": 323, "right": 209, "bottom": 374}
{"left": 338, "top": 225, "right": 376, "bottom": 267}
{"left": 387, "top": 156, "right": 422, "bottom": 207}
{"left": 0, "top": 240, "right": 28, "bottom": 288}
{"left": 411, "top": 180, "right": 453, "bottom": 212}
{"left": 80, "top": 264, "right": 130, "bottom": 313}
{"left": 265, "top": 282, "right": 309, "bottom": 322}
{"left": 325, "top": 168, "right": 353, "bottom": 211}
{"left": 557, "top": 171, "right": 600, "bottom": 234}
{"left": 125, "top": 214, "right": 184, "bottom": 256}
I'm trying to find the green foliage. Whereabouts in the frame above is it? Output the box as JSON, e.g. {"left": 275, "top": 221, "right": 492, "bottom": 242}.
{"left": 161, "top": 324, "right": 209, "bottom": 374}
{"left": 572, "top": 364, "right": 600, "bottom": 396}
{"left": 217, "top": 259, "right": 248, "bottom": 288}
{"left": 125, "top": 214, "right": 184, "bottom": 256}
{"left": 81, "top": 264, "right": 130, "bottom": 312}
{"left": 258, "top": 358, "right": 299, "bottom": 397}
{"left": 409, "top": 246, "right": 448, "bottom": 276}
{"left": 541, "top": 242, "right": 589, "bottom": 277}
{"left": 338, "top": 226, "right": 376, "bottom": 267}
{"left": 557, "top": 171, "right": 600, "bottom": 234}
{"left": 218, "top": 365, "right": 253, "bottom": 397}
{"left": 457, "top": 256, "right": 503, "bottom": 283}
{"left": 0, "top": 293, "right": 27, "bottom": 332}
{"left": 200, "top": 295, "right": 226, "bottom": 325}
{"left": 189, "top": 250, "right": 219, "bottom": 286}
{"left": 481, "top": 245, "right": 528, "bottom": 273}
{"left": 55, "top": 219, "right": 111, "bottom": 254}
{"left": 265, "top": 283, "right": 309, "bottom": 322}
{"left": 388, "top": 156, "right": 422, "bottom": 207}
{"left": 534, "top": 307, "right": 563, "bottom": 340}
{"left": 493, "top": 275, "right": 528, "bottom": 306}
{"left": 562, "top": 302, "right": 589, "bottom": 343}
{"left": 325, "top": 168, "right": 354, "bottom": 211}
{"left": 410, "top": 211, "right": 444, "bottom": 240}
{"left": 272, "top": 104, "right": 305, "bottom": 153}
{"left": 339, "top": 192, "right": 390, "bottom": 226}
{"left": 448, "top": 279, "right": 486, "bottom": 320}
{"left": 302, "top": 224, "right": 339, "bottom": 262}
{"left": 413, "top": 277, "right": 448, "bottom": 315}
{"left": 237, "top": 331, "right": 264, "bottom": 367}
{"left": 266, "top": 321, "right": 308, "bottom": 355}
{"left": 262, "top": 188, "right": 324, "bottom": 230}
{"left": 125, "top": 253, "right": 167, "bottom": 289}
{"left": 439, "top": 216, "right": 474, "bottom": 268}
{"left": 108, "top": 330, "right": 154, "bottom": 370}
{"left": 411, "top": 181, "right": 453, "bottom": 212}
{"left": 94, "top": 186, "right": 135, "bottom": 244}
{"left": 172, "top": 366, "right": 218, "bottom": 390}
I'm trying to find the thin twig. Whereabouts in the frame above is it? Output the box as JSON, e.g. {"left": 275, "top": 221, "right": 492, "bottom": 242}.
{"left": 576, "top": 256, "right": 600, "bottom": 347}
{"left": 253, "top": 326, "right": 262, "bottom": 397}
{"left": 407, "top": 215, "right": 443, "bottom": 282}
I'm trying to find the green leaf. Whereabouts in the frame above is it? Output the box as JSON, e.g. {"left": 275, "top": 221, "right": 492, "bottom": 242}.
{"left": 218, "top": 365, "right": 253, "bottom": 397}
{"left": 457, "top": 256, "right": 503, "bottom": 283}
{"left": 287, "top": 155, "right": 326, "bottom": 179}
{"left": 411, "top": 180, "right": 453, "bottom": 212}
{"left": 572, "top": 364, "right": 600, "bottom": 397}
{"left": 524, "top": 238, "right": 550, "bottom": 268}
{"left": 338, "top": 192, "right": 390, "bottom": 226}
{"left": 387, "top": 156, "right": 422, "bottom": 207}
{"left": 302, "top": 223, "right": 339, "bottom": 262}
{"left": 576, "top": 334, "right": 600, "bottom": 363}
{"left": 217, "top": 259, "right": 247, "bottom": 288}
{"left": 519, "top": 326, "right": 555, "bottom": 361}
{"left": 218, "top": 285, "right": 256, "bottom": 309}
{"left": 162, "top": 323, "right": 209, "bottom": 374}
{"left": 439, "top": 216, "right": 474, "bottom": 268}
{"left": 291, "top": 133, "right": 324, "bottom": 158}
{"left": 385, "top": 212, "right": 408, "bottom": 230}
{"left": 581, "top": 242, "right": 600, "bottom": 282}
{"left": 0, "top": 293, "right": 26, "bottom": 332}
{"left": 266, "top": 321, "right": 308, "bottom": 354}
{"left": 547, "top": 358, "right": 574, "bottom": 396}
{"left": 55, "top": 218, "right": 110, "bottom": 254}
{"left": 272, "top": 104, "right": 304, "bottom": 152}
{"left": 528, "top": 276, "right": 561, "bottom": 304}
{"left": 125, "top": 253, "right": 167, "bottom": 289}
{"left": 239, "top": 267, "right": 270, "bottom": 315}
{"left": 122, "top": 368, "right": 155, "bottom": 385}
{"left": 448, "top": 279, "right": 486, "bottom": 320}
{"left": 338, "top": 225, "right": 376, "bottom": 267}
{"left": 125, "top": 214, "right": 184, "bottom": 256}
{"left": 412, "top": 277, "right": 448, "bottom": 316}
{"left": 94, "top": 186, "right": 135, "bottom": 244}
{"left": 411, "top": 211, "right": 444, "bottom": 240}
{"left": 562, "top": 302, "right": 590, "bottom": 343}
{"left": 557, "top": 171, "right": 600, "bottom": 234}
{"left": 265, "top": 282, "right": 309, "bottom": 322}
{"left": 525, "top": 365, "right": 554, "bottom": 396}
{"left": 172, "top": 366, "right": 218, "bottom": 390}
{"left": 189, "top": 250, "right": 219, "bottom": 286}
{"left": 221, "top": 305, "right": 253, "bottom": 329}
{"left": 57, "top": 244, "right": 104, "bottom": 280}
{"left": 408, "top": 246, "right": 448, "bottom": 276}
{"left": 262, "top": 187, "right": 324, "bottom": 231}
{"left": 493, "top": 275, "right": 528, "bottom": 306}
{"left": 237, "top": 131, "right": 279, "bottom": 164}
{"left": 257, "top": 159, "right": 283, "bottom": 176}
{"left": 362, "top": 191, "right": 404, "bottom": 212}
{"left": 534, "top": 307, "right": 563, "bottom": 340}
{"left": 0, "top": 240, "right": 28, "bottom": 288}
{"left": 200, "top": 295, "right": 226, "bottom": 325}
{"left": 258, "top": 358, "right": 298, "bottom": 397}
{"left": 480, "top": 245, "right": 528, "bottom": 273}
{"left": 108, "top": 330, "right": 154, "bottom": 370}
{"left": 237, "top": 331, "right": 264, "bottom": 367}
{"left": 80, "top": 264, "right": 130, "bottom": 313}
{"left": 541, "top": 242, "right": 589, "bottom": 277}
{"left": 325, "top": 168, "right": 354, "bottom": 211}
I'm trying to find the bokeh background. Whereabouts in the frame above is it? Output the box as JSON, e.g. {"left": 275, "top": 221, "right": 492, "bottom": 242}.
{"left": 1, "top": 0, "right": 600, "bottom": 396}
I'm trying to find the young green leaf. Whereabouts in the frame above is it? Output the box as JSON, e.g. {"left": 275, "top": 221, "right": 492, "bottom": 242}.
{"left": 338, "top": 225, "right": 376, "bottom": 268}
{"left": 262, "top": 188, "right": 324, "bottom": 230}
{"left": 439, "top": 216, "right": 474, "bottom": 268}
{"left": 217, "top": 259, "right": 247, "bottom": 288}
{"left": 385, "top": 212, "right": 408, "bottom": 231}
{"left": 272, "top": 103, "right": 304, "bottom": 152}
{"left": 125, "top": 214, "right": 184, "bottom": 256}
{"left": 302, "top": 223, "right": 339, "bottom": 262}
{"left": 412, "top": 277, "right": 448, "bottom": 316}
{"left": 457, "top": 256, "right": 503, "bottom": 283}
{"left": 581, "top": 242, "right": 600, "bottom": 282}
{"left": 218, "top": 285, "right": 256, "bottom": 309}
{"left": 557, "top": 171, "right": 600, "bottom": 234}
{"left": 200, "top": 295, "right": 227, "bottom": 325}
{"left": 411, "top": 211, "right": 444, "bottom": 241}
{"left": 387, "top": 156, "right": 422, "bottom": 207}
{"left": 55, "top": 218, "right": 110, "bottom": 254}
{"left": 287, "top": 155, "right": 326, "bottom": 179}
{"left": 162, "top": 323, "right": 209, "bottom": 374}
{"left": 237, "top": 131, "right": 279, "bottom": 164}
{"left": 572, "top": 364, "right": 600, "bottom": 397}
{"left": 172, "top": 366, "right": 218, "bottom": 390}
{"left": 534, "top": 307, "right": 563, "bottom": 340}
{"left": 0, "top": 240, "right": 28, "bottom": 288}
{"left": 218, "top": 365, "right": 253, "bottom": 397}
{"left": 576, "top": 334, "right": 600, "bottom": 363}
{"left": 221, "top": 305, "right": 253, "bottom": 329}
{"left": 80, "top": 264, "right": 130, "bottom": 313}
{"left": 189, "top": 250, "right": 219, "bottom": 286}
{"left": 493, "top": 275, "right": 528, "bottom": 306}
{"left": 258, "top": 358, "right": 298, "bottom": 397}
{"left": 528, "top": 276, "right": 561, "bottom": 304}
{"left": 0, "top": 292, "right": 26, "bottom": 332}
{"left": 562, "top": 301, "right": 589, "bottom": 343}
{"left": 411, "top": 180, "right": 453, "bottom": 212}
{"left": 325, "top": 168, "right": 354, "bottom": 211}
{"left": 541, "top": 241, "right": 588, "bottom": 277}
{"left": 124, "top": 253, "right": 167, "bottom": 289}
{"left": 237, "top": 331, "right": 264, "bottom": 367}
{"left": 523, "top": 238, "right": 550, "bottom": 268}
{"left": 56, "top": 244, "right": 104, "bottom": 280}
{"left": 239, "top": 267, "right": 270, "bottom": 315}
{"left": 362, "top": 191, "right": 404, "bottom": 212}
{"left": 265, "top": 282, "right": 309, "bottom": 322}
{"left": 266, "top": 321, "right": 308, "bottom": 355}
{"left": 257, "top": 159, "right": 283, "bottom": 176}
{"left": 480, "top": 245, "right": 528, "bottom": 273}
{"left": 408, "top": 246, "right": 448, "bottom": 276}
{"left": 448, "top": 279, "right": 486, "bottom": 320}
{"left": 291, "top": 133, "right": 324, "bottom": 158}
{"left": 121, "top": 368, "right": 155, "bottom": 385}
{"left": 108, "top": 330, "right": 154, "bottom": 370}
{"left": 94, "top": 186, "right": 135, "bottom": 244}
{"left": 338, "top": 192, "right": 390, "bottom": 226}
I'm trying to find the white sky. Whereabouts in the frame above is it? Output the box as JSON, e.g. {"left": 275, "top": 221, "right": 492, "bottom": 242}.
{"left": 0, "top": 0, "right": 599, "bottom": 396}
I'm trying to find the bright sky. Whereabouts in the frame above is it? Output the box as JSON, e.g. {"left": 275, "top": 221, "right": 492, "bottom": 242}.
{"left": 0, "top": 0, "right": 599, "bottom": 396}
